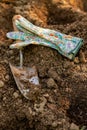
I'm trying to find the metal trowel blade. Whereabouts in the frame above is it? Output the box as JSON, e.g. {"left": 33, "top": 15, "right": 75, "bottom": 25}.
{"left": 9, "top": 63, "right": 40, "bottom": 99}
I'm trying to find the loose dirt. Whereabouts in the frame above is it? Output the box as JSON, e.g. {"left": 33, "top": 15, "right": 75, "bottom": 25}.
{"left": 0, "top": 0, "right": 87, "bottom": 130}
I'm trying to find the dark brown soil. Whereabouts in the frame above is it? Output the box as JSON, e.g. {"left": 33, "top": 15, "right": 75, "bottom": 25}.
{"left": 0, "top": 0, "right": 87, "bottom": 130}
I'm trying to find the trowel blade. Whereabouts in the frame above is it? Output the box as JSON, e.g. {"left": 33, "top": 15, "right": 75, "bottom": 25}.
{"left": 9, "top": 63, "right": 40, "bottom": 99}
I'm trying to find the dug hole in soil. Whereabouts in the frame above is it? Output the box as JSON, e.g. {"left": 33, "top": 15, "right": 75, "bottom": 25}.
{"left": 0, "top": 0, "right": 87, "bottom": 130}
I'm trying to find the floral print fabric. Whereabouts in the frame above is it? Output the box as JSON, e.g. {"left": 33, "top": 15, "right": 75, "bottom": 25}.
{"left": 6, "top": 15, "right": 83, "bottom": 60}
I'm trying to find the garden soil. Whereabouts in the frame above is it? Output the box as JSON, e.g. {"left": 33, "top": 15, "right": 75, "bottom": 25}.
{"left": 0, "top": 0, "right": 87, "bottom": 130}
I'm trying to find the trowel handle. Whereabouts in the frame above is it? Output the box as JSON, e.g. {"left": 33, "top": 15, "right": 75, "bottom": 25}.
{"left": 19, "top": 49, "right": 23, "bottom": 68}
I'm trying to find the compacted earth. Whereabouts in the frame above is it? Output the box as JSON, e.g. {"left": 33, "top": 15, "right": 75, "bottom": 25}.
{"left": 0, "top": 0, "right": 87, "bottom": 130}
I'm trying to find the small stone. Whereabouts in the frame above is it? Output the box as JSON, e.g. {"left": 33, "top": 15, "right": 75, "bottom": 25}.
{"left": 25, "top": 109, "right": 31, "bottom": 120}
{"left": 13, "top": 92, "right": 19, "bottom": 98}
{"left": 66, "top": 87, "right": 72, "bottom": 93}
{"left": 74, "top": 65, "right": 80, "bottom": 71}
{"left": 47, "top": 78, "right": 56, "bottom": 88}
{"left": 70, "top": 123, "right": 79, "bottom": 130}
{"left": 57, "top": 121, "right": 62, "bottom": 125}
{"left": 34, "top": 97, "right": 47, "bottom": 112}
{"left": 0, "top": 80, "right": 4, "bottom": 88}
{"left": 28, "top": 107, "right": 33, "bottom": 114}
{"left": 3, "top": 60, "right": 8, "bottom": 64}
{"left": 54, "top": 89, "right": 57, "bottom": 93}
{"left": 9, "top": 50, "right": 14, "bottom": 55}
{"left": 3, "top": 97, "right": 6, "bottom": 101}
{"left": 43, "top": 93, "right": 49, "bottom": 98}
{"left": 52, "top": 0, "right": 59, "bottom": 4}
{"left": 5, "top": 75, "right": 10, "bottom": 81}
{"left": 79, "top": 50, "right": 86, "bottom": 63}
{"left": 47, "top": 103, "right": 57, "bottom": 111}
{"left": 52, "top": 121, "right": 58, "bottom": 127}
{"left": 74, "top": 57, "right": 79, "bottom": 64}
{"left": 32, "top": 112, "right": 35, "bottom": 116}
{"left": 81, "top": 64, "right": 87, "bottom": 72}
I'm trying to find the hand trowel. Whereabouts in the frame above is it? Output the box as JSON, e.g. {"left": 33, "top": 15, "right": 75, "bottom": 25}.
{"left": 9, "top": 49, "right": 40, "bottom": 99}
